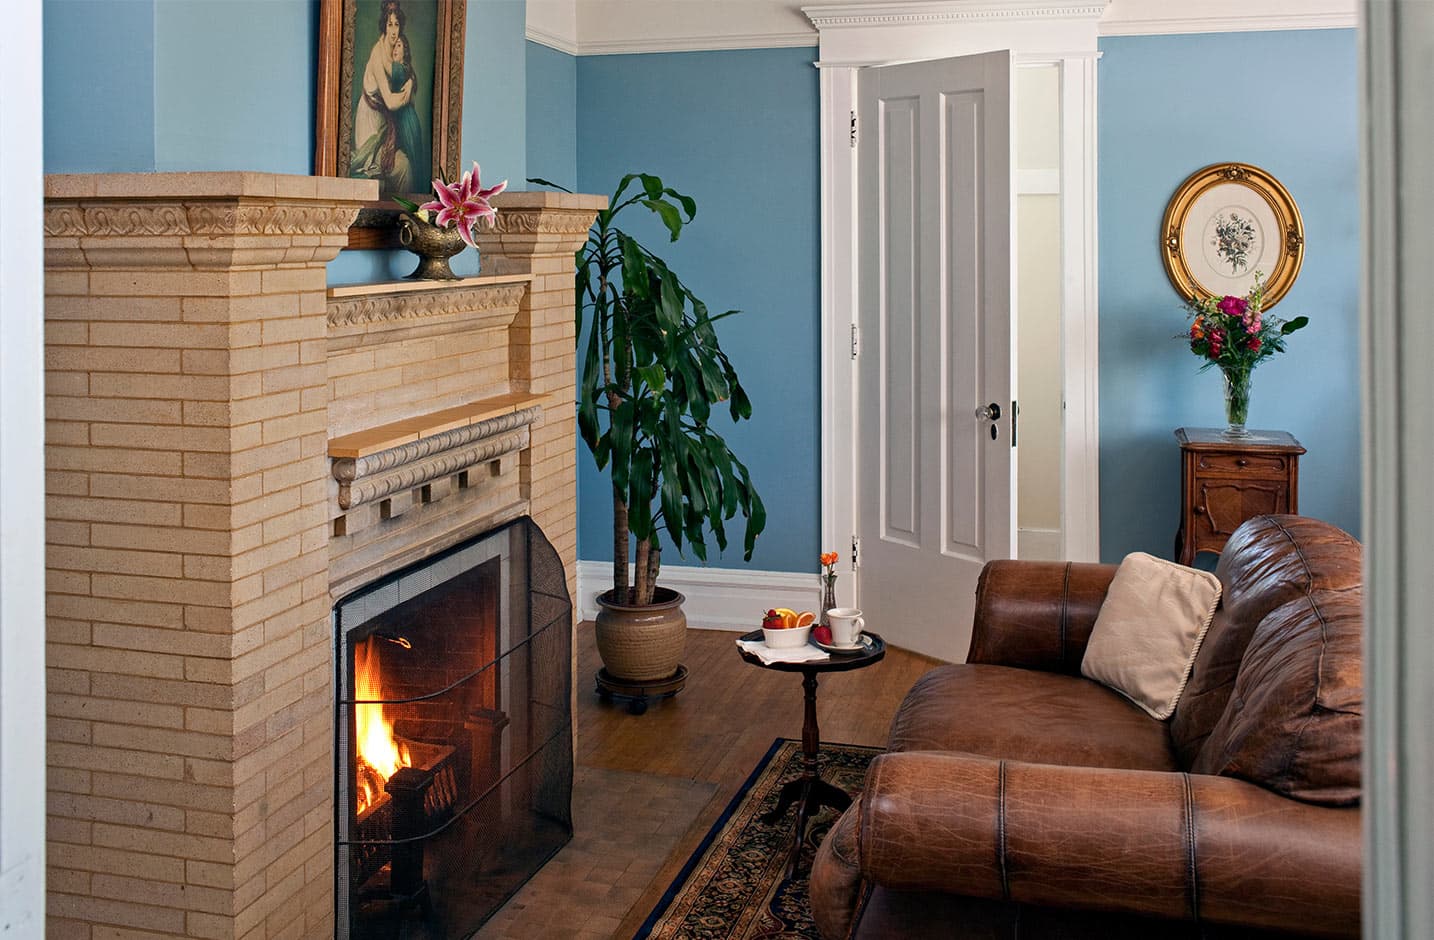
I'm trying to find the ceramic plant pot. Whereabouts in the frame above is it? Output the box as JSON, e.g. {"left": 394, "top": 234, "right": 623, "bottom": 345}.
{"left": 593, "top": 587, "right": 687, "bottom": 682}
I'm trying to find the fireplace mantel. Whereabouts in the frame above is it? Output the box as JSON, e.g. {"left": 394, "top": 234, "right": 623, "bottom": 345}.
{"left": 42, "top": 172, "right": 603, "bottom": 940}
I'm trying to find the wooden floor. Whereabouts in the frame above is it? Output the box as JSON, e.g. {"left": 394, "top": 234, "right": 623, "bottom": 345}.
{"left": 575, "top": 623, "right": 944, "bottom": 937}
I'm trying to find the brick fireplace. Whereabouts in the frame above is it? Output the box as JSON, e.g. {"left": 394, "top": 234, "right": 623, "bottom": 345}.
{"left": 41, "top": 173, "right": 603, "bottom": 938}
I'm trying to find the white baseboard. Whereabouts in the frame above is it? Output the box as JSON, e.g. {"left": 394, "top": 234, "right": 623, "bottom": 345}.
{"left": 576, "top": 560, "right": 819, "bottom": 631}
{"left": 1018, "top": 527, "right": 1064, "bottom": 561}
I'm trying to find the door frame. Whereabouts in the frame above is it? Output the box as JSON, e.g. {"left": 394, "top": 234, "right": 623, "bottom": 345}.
{"left": 808, "top": 2, "right": 1106, "bottom": 606}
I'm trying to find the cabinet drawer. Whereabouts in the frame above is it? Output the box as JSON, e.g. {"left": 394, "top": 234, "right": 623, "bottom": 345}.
{"left": 1193, "top": 480, "right": 1292, "bottom": 537}
{"left": 1196, "top": 452, "right": 1289, "bottom": 476}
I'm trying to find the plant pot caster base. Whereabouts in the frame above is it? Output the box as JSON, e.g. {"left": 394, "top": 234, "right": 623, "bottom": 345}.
{"left": 595, "top": 665, "right": 688, "bottom": 715}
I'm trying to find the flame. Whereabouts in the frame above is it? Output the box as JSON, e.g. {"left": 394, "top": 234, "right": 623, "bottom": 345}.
{"left": 354, "top": 639, "right": 410, "bottom": 814}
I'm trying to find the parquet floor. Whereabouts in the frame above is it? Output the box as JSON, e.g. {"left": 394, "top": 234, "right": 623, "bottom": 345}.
{"left": 476, "top": 623, "right": 944, "bottom": 939}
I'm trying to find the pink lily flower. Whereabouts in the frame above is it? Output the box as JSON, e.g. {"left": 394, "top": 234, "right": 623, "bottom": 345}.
{"left": 418, "top": 163, "right": 509, "bottom": 249}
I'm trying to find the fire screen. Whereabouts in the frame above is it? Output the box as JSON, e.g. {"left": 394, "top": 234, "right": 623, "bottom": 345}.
{"left": 333, "top": 517, "right": 572, "bottom": 939}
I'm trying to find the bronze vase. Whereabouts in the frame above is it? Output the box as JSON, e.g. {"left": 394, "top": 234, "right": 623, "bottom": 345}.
{"left": 397, "top": 213, "right": 472, "bottom": 280}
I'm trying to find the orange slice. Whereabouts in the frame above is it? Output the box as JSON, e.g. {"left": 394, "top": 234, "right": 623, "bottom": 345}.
{"left": 773, "top": 607, "right": 798, "bottom": 628}
{"left": 795, "top": 611, "right": 816, "bottom": 628}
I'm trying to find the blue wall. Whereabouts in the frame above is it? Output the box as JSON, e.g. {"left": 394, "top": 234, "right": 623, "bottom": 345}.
{"left": 153, "top": 0, "right": 316, "bottom": 173}
{"left": 44, "top": 0, "right": 157, "bottom": 172}
{"left": 525, "top": 41, "right": 577, "bottom": 190}
{"left": 575, "top": 48, "right": 821, "bottom": 573}
{"left": 1098, "top": 29, "right": 1361, "bottom": 561}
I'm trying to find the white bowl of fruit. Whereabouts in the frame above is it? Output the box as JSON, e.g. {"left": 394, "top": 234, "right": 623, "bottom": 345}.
{"left": 761, "top": 608, "right": 816, "bottom": 648}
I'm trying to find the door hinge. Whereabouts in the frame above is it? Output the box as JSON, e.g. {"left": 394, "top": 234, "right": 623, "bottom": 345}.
{"left": 850, "top": 110, "right": 857, "bottom": 148}
{"left": 850, "top": 323, "right": 860, "bottom": 359}
{"left": 1011, "top": 399, "right": 1019, "bottom": 448}
{"left": 851, "top": 535, "right": 861, "bottom": 569}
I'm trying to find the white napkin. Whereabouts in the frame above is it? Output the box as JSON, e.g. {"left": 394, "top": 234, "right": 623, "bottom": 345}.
{"left": 736, "top": 638, "right": 830, "bottom": 665}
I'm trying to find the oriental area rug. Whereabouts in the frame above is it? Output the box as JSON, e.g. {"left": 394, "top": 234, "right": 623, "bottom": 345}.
{"left": 634, "top": 738, "right": 881, "bottom": 940}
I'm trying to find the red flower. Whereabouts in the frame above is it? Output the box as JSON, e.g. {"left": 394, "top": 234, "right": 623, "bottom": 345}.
{"left": 1217, "top": 295, "right": 1249, "bottom": 318}
{"left": 1247, "top": 337, "right": 1262, "bottom": 352}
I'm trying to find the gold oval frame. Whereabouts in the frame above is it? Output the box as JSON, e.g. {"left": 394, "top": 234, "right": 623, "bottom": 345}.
{"left": 1160, "top": 162, "right": 1304, "bottom": 309}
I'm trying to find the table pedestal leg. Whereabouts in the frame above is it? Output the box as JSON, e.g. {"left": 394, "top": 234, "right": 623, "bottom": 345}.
{"left": 759, "top": 669, "right": 853, "bottom": 877}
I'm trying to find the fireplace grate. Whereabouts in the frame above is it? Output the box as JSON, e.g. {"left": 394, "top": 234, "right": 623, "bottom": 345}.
{"left": 333, "top": 516, "right": 572, "bottom": 940}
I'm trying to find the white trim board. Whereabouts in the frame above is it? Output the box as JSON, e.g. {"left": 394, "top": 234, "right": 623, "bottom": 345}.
{"left": 576, "top": 561, "right": 820, "bottom": 631}
{"left": 0, "top": 0, "right": 47, "bottom": 929}
{"left": 1099, "top": 13, "right": 1355, "bottom": 36}
{"left": 1018, "top": 527, "right": 1064, "bottom": 561}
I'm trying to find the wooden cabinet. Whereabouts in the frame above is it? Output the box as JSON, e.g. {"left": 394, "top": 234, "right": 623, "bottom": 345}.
{"left": 1174, "top": 427, "right": 1305, "bottom": 565}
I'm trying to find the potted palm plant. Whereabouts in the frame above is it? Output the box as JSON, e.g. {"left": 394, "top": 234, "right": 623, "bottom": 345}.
{"left": 531, "top": 173, "right": 765, "bottom": 699}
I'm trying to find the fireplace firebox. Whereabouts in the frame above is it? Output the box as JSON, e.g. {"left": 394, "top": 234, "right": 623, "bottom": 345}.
{"left": 333, "top": 518, "right": 572, "bottom": 939}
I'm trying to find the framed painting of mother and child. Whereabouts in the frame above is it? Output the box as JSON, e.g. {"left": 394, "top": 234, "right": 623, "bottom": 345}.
{"left": 316, "top": 0, "right": 465, "bottom": 200}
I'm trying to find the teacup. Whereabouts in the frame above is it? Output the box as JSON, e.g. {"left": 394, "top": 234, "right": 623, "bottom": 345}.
{"left": 825, "top": 607, "right": 865, "bottom": 648}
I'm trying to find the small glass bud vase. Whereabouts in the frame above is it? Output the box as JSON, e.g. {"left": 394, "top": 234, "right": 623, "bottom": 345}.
{"left": 819, "top": 576, "right": 837, "bottom": 627}
{"left": 1222, "top": 366, "right": 1253, "bottom": 439}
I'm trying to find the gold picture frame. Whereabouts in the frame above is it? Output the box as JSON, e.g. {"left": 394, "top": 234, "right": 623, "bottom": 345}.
{"left": 1160, "top": 163, "right": 1304, "bottom": 308}
{"left": 315, "top": 0, "right": 465, "bottom": 248}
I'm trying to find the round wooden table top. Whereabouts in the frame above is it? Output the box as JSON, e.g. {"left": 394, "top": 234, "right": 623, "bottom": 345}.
{"left": 736, "top": 629, "right": 886, "bottom": 674}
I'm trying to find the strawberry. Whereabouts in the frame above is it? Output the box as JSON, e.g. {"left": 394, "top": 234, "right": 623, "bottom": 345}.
{"left": 762, "top": 609, "right": 785, "bottom": 630}
{"left": 813, "top": 625, "right": 833, "bottom": 645}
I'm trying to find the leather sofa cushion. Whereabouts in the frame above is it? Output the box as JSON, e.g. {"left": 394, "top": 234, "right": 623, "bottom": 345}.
{"left": 887, "top": 664, "right": 1178, "bottom": 772}
{"left": 1080, "top": 552, "right": 1221, "bottom": 719}
{"left": 1171, "top": 516, "right": 1361, "bottom": 769}
{"left": 1193, "top": 588, "right": 1363, "bottom": 805}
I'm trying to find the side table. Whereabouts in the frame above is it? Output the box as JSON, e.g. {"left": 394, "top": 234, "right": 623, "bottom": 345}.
{"left": 1174, "top": 427, "right": 1304, "bottom": 564}
{"left": 735, "top": 630, "right": 885, "bottom": 876}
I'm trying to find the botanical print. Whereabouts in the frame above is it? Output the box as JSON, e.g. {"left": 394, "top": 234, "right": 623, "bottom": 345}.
{"left": 1212, "top": 211, "right": 1258, "bottom": 274}
{"left": 347, "top": 0, "right": 436, "bottom": 195}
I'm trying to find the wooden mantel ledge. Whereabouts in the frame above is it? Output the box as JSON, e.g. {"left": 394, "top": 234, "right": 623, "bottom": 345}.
{"left": 327, "top": 273, "right": 534, "bottom": 299}
{"left": 328, "top": 392, "right": 546, "bottom": 458}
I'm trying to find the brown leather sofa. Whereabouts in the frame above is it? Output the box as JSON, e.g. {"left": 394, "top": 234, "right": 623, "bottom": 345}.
{"left": 810, "top": 515, "right": 1363, "bottom": 939}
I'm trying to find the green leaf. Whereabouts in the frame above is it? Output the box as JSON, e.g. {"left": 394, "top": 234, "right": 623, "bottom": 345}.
{"left": 634, "top": 364, "right": 667, "bottom": 392}
{"left": 1281, "top": 315, "right": 1310, "bottom": 334}
{"left": 640, "top": 174, "right": 665, "bottom": 199}
{"left": 664, "top": 188, "right": 697, "bottom": 220}
{"left": 525, "top": 177, "right": 574, "bottom": 194}
{"left": 729, "top": 383, "right": 753, "bottom": 421}
{"left": 642, "top": 199, "right": 685, "bottom": 242}
{"left": 392, "top": 195, "right": 422, "bottom": 213}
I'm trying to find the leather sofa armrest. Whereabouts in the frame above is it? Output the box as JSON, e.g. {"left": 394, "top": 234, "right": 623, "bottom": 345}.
{"left": 966, "top": 560, "right": 1118, "bottom": 674}
{"left": 858, "top": 752, "right": 1361, "bottom": 939}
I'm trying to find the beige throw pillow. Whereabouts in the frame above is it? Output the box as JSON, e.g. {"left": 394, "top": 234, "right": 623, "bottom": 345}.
{"left": 1080, "top": 552, "right": 1222, "bottom": 720}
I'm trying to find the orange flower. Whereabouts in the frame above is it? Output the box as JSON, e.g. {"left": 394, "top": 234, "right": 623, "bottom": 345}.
{"left": 819, "top": 551, "right": 839, "bottom": 567}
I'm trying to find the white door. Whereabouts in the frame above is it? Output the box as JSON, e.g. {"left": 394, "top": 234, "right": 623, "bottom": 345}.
{"left": 855, "top": 51, "right": 1016, "bottom": 663}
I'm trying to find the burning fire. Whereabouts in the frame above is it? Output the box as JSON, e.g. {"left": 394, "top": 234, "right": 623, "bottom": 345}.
{"left": 354, "top": 639, "right": 411, "bottom": 814}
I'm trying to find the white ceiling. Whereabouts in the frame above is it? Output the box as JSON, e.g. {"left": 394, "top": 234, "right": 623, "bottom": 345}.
{"left": 525, "top": 0, "right": 1357, "bottom": 56}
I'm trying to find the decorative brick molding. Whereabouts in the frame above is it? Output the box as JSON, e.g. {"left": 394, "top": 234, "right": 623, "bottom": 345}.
{"left": 327, "top": 281, "right": 529, "bottom": 329}
{"left": 42, "top": 174, "right": 602, "bottom": 939}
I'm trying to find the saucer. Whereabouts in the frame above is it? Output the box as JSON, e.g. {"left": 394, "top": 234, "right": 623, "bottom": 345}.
{"left": 812, "top": 632, "right": 872, "bottom": 655}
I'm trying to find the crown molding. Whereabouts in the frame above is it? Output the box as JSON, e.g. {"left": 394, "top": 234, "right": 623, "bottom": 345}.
{"left": 1098, "top": 11, "right": 1357, "bottom": 36}
{"left": 527, "top": 1, "right": 1355, "bottom": 59}
{"left": 804, "top": 1, "right": 1109, "bottom": 30}
{"left": 573, "top": 32, "right": 818, "bottom": 56}
{"left": 526, "top": 25, "right": 580, "bottom": 56}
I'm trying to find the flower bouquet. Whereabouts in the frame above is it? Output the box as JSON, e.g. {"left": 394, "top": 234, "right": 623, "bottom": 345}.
{"left": 393, "top": 162, "right": 507, "bottom": 280}
{"left": 1181, "top": 273, "right": 1308, "bottom": 437}
{"left": 818, "top": 551, "right": 839, "bottom": 627}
